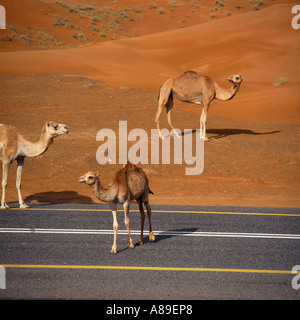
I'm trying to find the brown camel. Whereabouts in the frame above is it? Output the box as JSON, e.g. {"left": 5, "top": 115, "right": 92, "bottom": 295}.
{"left": 155, "top": 71, "right": 242, "bottom": 141}
{"left": 78, "top": 163, "right": 155, "bottom": 254}
{"left": 0, "top": 121, "right": 69, "bottom": 209}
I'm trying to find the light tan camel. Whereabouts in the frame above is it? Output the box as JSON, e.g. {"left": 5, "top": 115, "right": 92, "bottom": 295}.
{"left": 79, "top": 163, "right": 155, "bottom": 254}
{"left": 0, "top": 121, "right": 69, "bottom": 209}
{"left": 155, "top": 71, "right": 242, "bottom": 141}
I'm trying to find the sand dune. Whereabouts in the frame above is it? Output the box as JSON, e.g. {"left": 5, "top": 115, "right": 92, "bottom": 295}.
{"left": 1, "top": 3, "right": 299, "bottom": 87}
{"left": 1, "top": 3, "right": 299, "bottom": 123}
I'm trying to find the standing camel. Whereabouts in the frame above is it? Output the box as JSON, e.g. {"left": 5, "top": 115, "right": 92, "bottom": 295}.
{"left": 0, "top": 121, "right": 69, "bottom": 209}
{"left": 79, "top": 163, "right": 155, "bottom": 254}
{"left": 155, "top": 71, "right": 242, "bottom": 141}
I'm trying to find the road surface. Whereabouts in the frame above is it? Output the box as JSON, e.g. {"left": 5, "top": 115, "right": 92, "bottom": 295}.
{"left": 0, "top": 203, "right": 299, "bottom": 300}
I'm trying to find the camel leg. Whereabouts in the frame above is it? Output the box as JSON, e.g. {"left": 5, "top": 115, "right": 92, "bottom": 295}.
{"left": 155, "top": 101, "right": 165, "bottom": 139}
{"left": 137, "top": 199, "right": 145, "bottom": 245}
{"left": 156, "top": 80, "right": 173, "bottom": 139}
{"left": 123, "top": 200, "right": 134, "bottom": 249}
{"left": 144, "top": 201, "right": 155, "bottom": 242}
{"left": 1, "top": 161, "right": 10, "bottom": 209}
{"left": 110, "top": 202, "right": 118, "bottom": 254}
{"left": 200, "top": 103, "right": 210, "bottom": 141}
{"left": 16, "top": 157, "right": 29, "bottom": 209}
{"left": 166, "top": 95, "right": 181, "bottom": 138}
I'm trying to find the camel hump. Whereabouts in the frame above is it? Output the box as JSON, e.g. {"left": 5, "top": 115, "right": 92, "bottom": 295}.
{"left": 178, "top": 71, "right": 199, "bottom": 80}
{"left": 113, "top": 162, "right": 145, "bottom": 202}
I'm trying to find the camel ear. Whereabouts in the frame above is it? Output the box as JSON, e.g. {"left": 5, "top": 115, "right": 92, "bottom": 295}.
{"left": 239, "top": 74, "right": 242, "bottom": 78}
{"left": 95, "top": 172, "right": 98, "bottom": 178}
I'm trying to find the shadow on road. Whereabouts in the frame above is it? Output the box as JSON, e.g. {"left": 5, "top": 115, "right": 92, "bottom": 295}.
{"left": 25, "top": 191, "right": 93, "bottom": 204}
{"left": 141, "top": 227, "right": 199, "bottom": 244}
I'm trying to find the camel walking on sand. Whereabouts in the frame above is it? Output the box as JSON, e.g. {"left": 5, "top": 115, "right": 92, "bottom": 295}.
{"left": 0, "top": 121, "right": 69, "bottom": 209}
{"left": 155, "top": 71, "right": 242, "bottom": 141}
{"left": 79, "top": 163, "right": 155, "bottom": 254}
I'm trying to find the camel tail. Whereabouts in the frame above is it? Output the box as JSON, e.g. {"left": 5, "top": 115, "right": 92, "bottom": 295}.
{"left": 148, "top": 188, "right": 154, "bottom": 195}
{"left": 158, "top": 78, "right": 173, "bottom": 102}
{"left": 158, "top": 87, "right": 161, "bottom": 100}
{"left": 158, "top": 87, "right": 173, "bottom": 105}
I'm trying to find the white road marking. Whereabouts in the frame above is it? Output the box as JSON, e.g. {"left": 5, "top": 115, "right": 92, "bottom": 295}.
{"left": 0, "top": 228, "right": 300, "bottom": 240}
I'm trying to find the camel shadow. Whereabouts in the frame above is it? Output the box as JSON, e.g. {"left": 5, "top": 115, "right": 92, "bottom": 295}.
{"left": 181, "top": 128, "right": 280, "bottom": 139}
{"left": 24, "top": 191, "right": 93, "bottom": 204}
{"left": 139, "top": 227, "right": 199, "bottom": 245}
{"left": 207, "top": 128, "right": 281, "bottom": 139}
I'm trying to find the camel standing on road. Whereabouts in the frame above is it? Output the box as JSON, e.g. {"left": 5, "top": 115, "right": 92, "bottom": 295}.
{"left": 155, "top": 71, "right": 242, "bottom": 141}
{"left": 79, "top": 163, "right": 155, "bottom": 254}
{"left": 0, "top": 121, "right": 69, "bottom": 209}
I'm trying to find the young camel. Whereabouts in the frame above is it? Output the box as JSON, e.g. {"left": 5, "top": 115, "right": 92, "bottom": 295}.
{"left": 155, "top": 71, "right": 242, "bottom": 141}
{"left": 0, "top": 121, "right": 69, "bottom": 209}
{"left": 79, "top": 163, "right": 155, "bottom": 254}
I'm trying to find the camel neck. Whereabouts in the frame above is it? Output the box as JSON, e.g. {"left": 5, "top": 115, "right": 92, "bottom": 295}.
{"left": 215, "top": 84, "right": 240, "bottom": 101}
{"left": 19, "top": 129, "right": 53, "bottom": 158}
{"left": 91, "top": 180, "right": 115, "bottom": 203}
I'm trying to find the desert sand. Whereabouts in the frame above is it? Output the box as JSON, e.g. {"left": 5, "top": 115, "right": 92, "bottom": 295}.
{"left": 0, "top": 0, "right": 299, "bottom": 207}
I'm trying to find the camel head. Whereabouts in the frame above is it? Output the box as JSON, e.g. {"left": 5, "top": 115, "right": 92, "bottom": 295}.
{"left": 44, "top": 121, "right": 69, "bottom": 137}
{"left": 227, "top": 74, "right": 242, "bottom": 85}
{"left": 78, "top": 171, "right": 99, "bottom": 185}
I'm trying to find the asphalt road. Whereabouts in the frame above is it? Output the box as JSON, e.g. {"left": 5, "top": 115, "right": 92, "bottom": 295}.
{"left": 0, "top": 202, "right": 299, "bottom": 300}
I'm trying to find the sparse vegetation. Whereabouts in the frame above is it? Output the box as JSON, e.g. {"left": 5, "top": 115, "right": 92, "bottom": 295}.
{"left": 1, "top": 0, "right": 272, "bottom": 50}
{"left": 158, "top": 6, "right": 165, "bottom": 14}
{"left": 273, "top": 77, "right": 289, "bottom": 87}
{"left": 167, "top": 1, "right": 177, "bottom": 12}
{"left": 72, "top": 32, "right": 87, "bottom": 41}
{"left": 255, "top": 0, "right": 264, "bottom": 6}
{"left": 167, "top": 1, "right": 177, "bottom": 6}
{"left": 148, "top": 2, "right": 158, "bottom": 9}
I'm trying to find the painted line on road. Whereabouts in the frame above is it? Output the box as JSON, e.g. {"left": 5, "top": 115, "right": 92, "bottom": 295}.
{"left": 6, "top": 207, "right": 300, "bottom": 217}
{"left": 1, "top": 227, "right": 300, "bottom": 240}
{"left": 2, "top": 264, "right": 299, "bottom": 274}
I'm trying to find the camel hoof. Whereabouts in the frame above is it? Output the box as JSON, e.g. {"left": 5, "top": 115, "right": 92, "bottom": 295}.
{"left": 200, "top": 136, "right": 209, "bottom": 142}
{"left": 20, "top": 203, "right": 30, "bottom": 209}
{"left": 1, "top": 203, "right": 10, "bottom": 209}
{"left": 110, "top": 249, "right": 117, "bottom": 254}
{"left": 175, "top": 132, "right": 182, "bottom": 139}
{"left": 149, "top": 234, "right": 155, "bottom": 242}
{"left": 128, "top": 243, "right": 135, "bottom": 249}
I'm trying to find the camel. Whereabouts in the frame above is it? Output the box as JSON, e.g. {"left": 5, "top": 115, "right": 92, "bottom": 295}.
{"left": 155, "top": 71, "right": 242, "bottom": 141}
{"left": 79, "top": 162, "right": 155, "bottom": 254}
{"left": 0, "top": 121, "right": 69, "bottom": 209}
